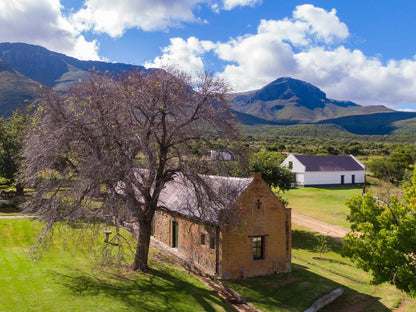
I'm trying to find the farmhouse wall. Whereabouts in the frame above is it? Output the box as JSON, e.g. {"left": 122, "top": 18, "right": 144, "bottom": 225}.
{"left": 281, "top": 154, "right": 305, "bottom": 173}
{"left": 153, "top": 211, "right": 218, "bottom": 275}
{"left": 219, "top": 173, "right": 291, "bottom": 279}
{"left": 152, "top": 173, "right": 291, "bottom": 279}
{"left": 301, "top": 170, "right": 365, "bottom": 186}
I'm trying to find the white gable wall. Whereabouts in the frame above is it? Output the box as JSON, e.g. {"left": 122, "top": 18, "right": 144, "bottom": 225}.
{"left": 281, "top": 154, "right": 306, "bottom": 186}
{"left": 281, "top": 154, "right": 305, "bottom": 172}
{"left": 281, "top": 154, "right": 365, "bottom": 186}
{"left": 301, "top": 170, "right": 365, "bottom": 187}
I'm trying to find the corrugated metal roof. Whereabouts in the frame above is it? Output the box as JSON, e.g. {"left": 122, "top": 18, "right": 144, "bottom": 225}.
{"left": 158, "top": 174, "right": 253, "bottom": 224}
{"left": 294, "top": 155, "right": 364, "bottom": 171}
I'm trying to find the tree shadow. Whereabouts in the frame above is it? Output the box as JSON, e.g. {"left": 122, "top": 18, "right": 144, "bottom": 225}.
{"left": 292, "top": 229, "right": 343, "bottom": 253}
{"left": 50, "top": 265, "right": 235, "bottom": 312}
{"left": 224, "top": 263, "right": 390, "bottom": 312}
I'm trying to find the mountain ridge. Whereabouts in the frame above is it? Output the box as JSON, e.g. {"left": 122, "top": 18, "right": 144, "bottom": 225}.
{"left": 0, "top": 42, "right": 415, "bottom": 135}
{"left": 230, "top": 77, "right": 393, "bottom": 124}
{"left": 0, "top": 42, "right": 145, "bottom": 90}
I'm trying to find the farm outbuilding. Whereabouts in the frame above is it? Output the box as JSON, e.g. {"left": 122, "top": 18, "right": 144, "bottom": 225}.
{"left": 281, "top": 154, "right": 365, "bottom": 187}
{"left": 151, "top": 172, "right": 292, "bottom": 279}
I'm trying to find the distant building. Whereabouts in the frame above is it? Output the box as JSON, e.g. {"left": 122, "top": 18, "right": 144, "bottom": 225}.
{"left": 281, "top": 154, "right": 365, "bottom": 187}
{"left": 151, "top": 172, "right": 291, "bottom": 279}
{"left": 209, "top": 150, "right": 233, "bottom": 161}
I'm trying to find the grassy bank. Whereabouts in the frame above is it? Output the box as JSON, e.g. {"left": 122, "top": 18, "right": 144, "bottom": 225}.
{"left": 224, "top": 224, "right": 416, "bottom": 311}
{"left": 283, "top": 186, "right": 363, "bottom": 228}
{"left": 0, "top": 218, "right": 233, "bottom": 312}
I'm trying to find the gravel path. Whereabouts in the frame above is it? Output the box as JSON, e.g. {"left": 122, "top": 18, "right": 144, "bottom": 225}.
{"left": 292, "top": 212, "right": 350, "bottom": 242}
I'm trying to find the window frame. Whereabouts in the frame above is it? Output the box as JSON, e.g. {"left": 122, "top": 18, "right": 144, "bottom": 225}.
{"left": 200, "top": 233, "right": 206, "bottom": 246}
{"left": 250, "top": 235, "right": 268, "bottom": 260}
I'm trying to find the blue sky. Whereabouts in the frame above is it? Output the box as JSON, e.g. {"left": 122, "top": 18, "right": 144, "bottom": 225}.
{"left": 1, "top": 0, "right": 416, "bottom": 111}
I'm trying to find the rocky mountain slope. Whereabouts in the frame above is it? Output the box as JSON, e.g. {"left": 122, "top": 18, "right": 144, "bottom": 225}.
{"left": 0, "top": 42, "right": 144, "bottom": 91}
{"left": 0, "top": 60, "right": 40, "bottom": 114}
{"left": 1, "top": 42, "right": 415, "bottom": 135}
{"left": 230, "top": 77, "right": 393, "bottom": 124}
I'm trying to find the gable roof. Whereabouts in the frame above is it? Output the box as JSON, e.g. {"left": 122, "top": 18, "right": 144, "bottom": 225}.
{"left": 158, "top": 173, "right": 254, "bottom": 224}
{"left": 293, "top": 155, "right": 365, "bottom": 171}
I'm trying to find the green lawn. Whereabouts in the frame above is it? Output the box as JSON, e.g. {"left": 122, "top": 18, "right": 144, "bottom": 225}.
{"left": 0, "top": 218, "right": 234, "bottom": 312}
{"left": 224, "top": 224, "right": 416, "bottom": 312}
{"left": 282, "top": 186, "right": 363, "bottom": 228}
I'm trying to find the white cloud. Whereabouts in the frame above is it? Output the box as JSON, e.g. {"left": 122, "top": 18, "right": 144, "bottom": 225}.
{"left": 71, "top": 0, "right": 264, "bottom": 36}
{"left": 222, "top": 0, "right": 262, "bottom": 11}
{"left": 293, "top": 4, "right": 349, "bottom": 44}
{"left": 144, "top": 37, "right": 215, "bottom": 77}
{"left": 145, "top": 3, "right": 416, "bottom": 108}
{"left": 211, "top": 4, "right": 416, "bottom": 108}
{"left": 72, "top": 0, "right": 205, "bottom": 37}
{"left": 212, "top": 4, "right": 351, "bottom": 91}
{"left": 0, "top": 0, "right": 100, "bottom": 60}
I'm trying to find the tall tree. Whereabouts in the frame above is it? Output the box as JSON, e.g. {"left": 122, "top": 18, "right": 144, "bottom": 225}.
{"left": 343, "top": 169, "right": 416, "bottom": 295}
{"left": 250, "top": 151, "right": 294, "bottom": 190}
{"left": 21, "top": 69, "right": 238, "bottom": 271}
{"left": 0, "top": 109, "right": 29, "bottom": 195}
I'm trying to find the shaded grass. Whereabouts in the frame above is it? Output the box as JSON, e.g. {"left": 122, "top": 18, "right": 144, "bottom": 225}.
{"left": 224, "top": 224, "right": 416, "bottom": 312}
{"left": 283, "top": 186, "right": 363, "bottom": 228}
{"left": 0, "top": 219, "right": 234, "bottom": 312}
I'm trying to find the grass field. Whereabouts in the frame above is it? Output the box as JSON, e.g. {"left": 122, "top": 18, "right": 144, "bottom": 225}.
{"left": 282, "top": 186, "right": 363, "bottom": 228}
{"left": 224, "top": 224, "right": 416, "bottom": 312}
{"left": 0, "top": 218, "right": 233, "bottom": 312}
{"left": 2, "top": 218, "right": 415, "bottom": 311}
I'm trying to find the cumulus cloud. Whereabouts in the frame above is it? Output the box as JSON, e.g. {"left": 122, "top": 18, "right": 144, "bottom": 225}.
{"left": 147, "top": 3, "right": 415, "bottom": 108}
{"left": 222, "top": 0, "right": 262, "bottom": 11}
{"left": 212, "top": 4, "right": 351, "bottom": 91}
{"left": 0, "top": 0, "right": 100, "bottom": 60}
{"left": 144, "top": 37, "right": 215, "bottom": 77}
{"left": 72, "top": 0, "right": 205, "bottom": 37}
{"left": 72, "top": 0, "right": 264, "bottom": 37}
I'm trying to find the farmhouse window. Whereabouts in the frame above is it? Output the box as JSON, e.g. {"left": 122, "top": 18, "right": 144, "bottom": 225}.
{"left": 288, "top": 161, "right": 293, "bottom": 169}
{"left": 172, "top": 221, "right": 178, "bottom": 248}
{"left": 200, "top": 233, "right": 206, "bottom": 246}
{"left": 252, "top": 236, "right": 264, "bottom": 260}
{"left": 209, "top": 236, "right": 215, "bottom": 249}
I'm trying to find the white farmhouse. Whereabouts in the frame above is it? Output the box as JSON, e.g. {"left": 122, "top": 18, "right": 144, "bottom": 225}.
{"left": 281, "top": 154, "right": 365, "bottom": 187}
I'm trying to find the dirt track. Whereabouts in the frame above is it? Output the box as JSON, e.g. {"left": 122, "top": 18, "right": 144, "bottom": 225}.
{"left": 292, "top": 212, "right": 350, "bottom": 242}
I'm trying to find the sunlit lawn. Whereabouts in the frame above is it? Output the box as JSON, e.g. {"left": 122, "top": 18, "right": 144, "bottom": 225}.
{"left": 282, "top": 186, "right": 363, "bottom": 228}
{"left": 224, "top": 224, "right": 416, "bottom": 312}
{"left": 0, "top": 218, "right": 233, "bottom": 312}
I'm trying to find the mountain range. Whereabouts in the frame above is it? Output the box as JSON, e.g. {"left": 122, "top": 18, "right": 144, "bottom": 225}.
{"left": 1, "top": 42, "right": 416, "bottom": 135}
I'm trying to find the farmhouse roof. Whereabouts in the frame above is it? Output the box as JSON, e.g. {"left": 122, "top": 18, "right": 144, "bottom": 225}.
{"left": 158, "top": 173, "right": 254, "bottom": 224}
{"left": 293, "top": 155, "right": 364, "bottom": 171}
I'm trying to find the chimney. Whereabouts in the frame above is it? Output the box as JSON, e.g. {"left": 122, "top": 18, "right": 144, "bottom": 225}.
{"left": 251, "top": 172, "right": 262, "bottom": 180}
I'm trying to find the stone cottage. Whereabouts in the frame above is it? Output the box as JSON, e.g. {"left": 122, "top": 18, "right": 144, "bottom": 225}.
{"left": 152, "top": 172, "right": 291, "bottom": 279}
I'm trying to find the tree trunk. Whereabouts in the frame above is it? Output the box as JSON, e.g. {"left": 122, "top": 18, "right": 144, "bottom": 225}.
{"left": 132, "top": 218, "right": 152, "bottom": 272}
{"left": 15, "top": 182, "right": 24, "bottom": 197}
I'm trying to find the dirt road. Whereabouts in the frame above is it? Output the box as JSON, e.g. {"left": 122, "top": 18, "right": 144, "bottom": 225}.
{"left": 292, "top": 212, "right": 350, "bottom": 242}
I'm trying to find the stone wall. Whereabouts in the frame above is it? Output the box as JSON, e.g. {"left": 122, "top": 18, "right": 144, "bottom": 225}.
{"left": 153, "top": 210, "right": 218, "bottom": 275}
{"left": 219, "top": 173, "right": 291, "bottom": 279}
{"left": 152, "top": 173, "right": 291, "bottom": 280}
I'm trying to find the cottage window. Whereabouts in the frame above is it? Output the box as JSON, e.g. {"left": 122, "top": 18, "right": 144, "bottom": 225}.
{"left": 252, "top": 236, "right": 264, "bottom": 260}
{"left": 209, "top": 236, "right": 215, "bottom": 249}
{"left": 172, "top": 221, "right": 178, "bottom": 248}
{"left": 288, "top": 161, "right": 293, "bottom": 170}
{"left": 200, "top": 233, "right": 206, "bottom": 246}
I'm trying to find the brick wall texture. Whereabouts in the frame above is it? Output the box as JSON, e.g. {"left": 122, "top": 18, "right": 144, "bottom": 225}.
{"left": 152, "top": 173, "right": 291, "bottom": 279}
